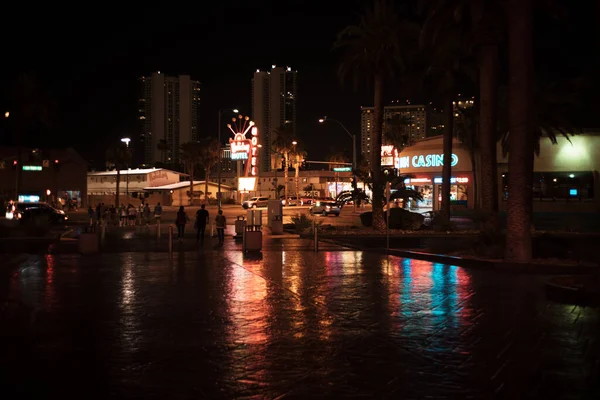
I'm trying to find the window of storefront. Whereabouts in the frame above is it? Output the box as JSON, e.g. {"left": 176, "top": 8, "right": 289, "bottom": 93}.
{"left": 437, "top": 184, "right": 468, "bottom": 207}
{"left": 501, "top": 171, "right": 595, "bottom": 200}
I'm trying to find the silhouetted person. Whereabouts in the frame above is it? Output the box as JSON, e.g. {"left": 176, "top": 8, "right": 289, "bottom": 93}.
{"left": 175, "top": 206, "right": 189, "bottom": 241}
{"left": 215, "top": 209, "right": 226, "bottom": 244}
{"left": 195, "top": 204, "right": 209, "bottom": 242}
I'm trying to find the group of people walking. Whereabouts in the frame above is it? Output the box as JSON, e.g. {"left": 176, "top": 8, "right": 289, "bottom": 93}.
{"left": 175, "top": 205, "right": 226, "bottom": 244}
{"left": 88, "top": 202, "right": 162, "bottom": 227}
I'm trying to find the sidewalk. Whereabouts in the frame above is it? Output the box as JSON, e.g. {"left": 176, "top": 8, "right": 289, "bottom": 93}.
{"left": 55, "top": 224, "right": 347, "bottom": 253}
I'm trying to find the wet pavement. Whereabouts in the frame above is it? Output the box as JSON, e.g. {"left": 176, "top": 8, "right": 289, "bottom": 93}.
{"left": 1, "top": 242, "right": 600, "bottom": 399}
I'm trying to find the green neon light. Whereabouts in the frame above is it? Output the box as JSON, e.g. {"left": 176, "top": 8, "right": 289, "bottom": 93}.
{"left": 22, "top": 165, "right": 42, "bottom": 171}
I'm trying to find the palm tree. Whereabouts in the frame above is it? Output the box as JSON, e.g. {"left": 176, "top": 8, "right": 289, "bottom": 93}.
{"left": 271, "top": 126, "right": 296, "bottom": 202}
{"left": 421, "top": 0, "right": 503, "bottom": 230}
{"left": 157, "top": 139, "right": 169, "bottom": 164}
{"left": 454, "top": 106, "right": 479, "bottom": 208}
{"left": 327, "top": 152, "right": 348, "bottom": 171}
{"left": 335, "top": 0, "right": 417, "bottom": 230}
{"left": 105, "top": 143, "right": 132, "bottom": 207}
{"left": 180, "top": 142, "right": 202, "bottom": 206}
{"left": 505, "top": 0, "right": 535, "bottom": 263}
{"left": 292, "top": 147, "right": 307, "bottom": 201}
{"left": 383, "top": 114, "right": 412, "bottom": 158}
{"left": 420, "top": 2, "right": 474, "bottom": 223}
{"left": 197, "top": 137, "right": 220, "bottom": 204}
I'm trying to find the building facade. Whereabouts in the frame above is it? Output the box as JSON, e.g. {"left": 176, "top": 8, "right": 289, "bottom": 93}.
{"left": 386, "top": 133, "right": 600, "bottom": 214}
{"left": 251, "top": 65, "right": 297, "bottom": 172}
{"left": 0, "top": 147, "right": 88, "bottom": 207}
{"left": 361, "top": 104, "right": 429, "bottom": 167}
{"left": 137, "top": 72, "right": 201, "bottom": 166}
{"left": 87, "top": 168, "right": 184, "bottom": 205}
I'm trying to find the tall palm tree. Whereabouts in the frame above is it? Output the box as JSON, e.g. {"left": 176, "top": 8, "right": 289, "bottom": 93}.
{"left": 383, "top": 114, "right": 412, "bottom": 157}
{"left": 105, "top": 143, "right": 132, "bottom": 207}
{"left": 505, "top": 0, "right": 534, "bottom": 262}
{"left": 335, "top": 0, "right": 417, "bottom": 230}
{"left": 455, "top": 106, "right": 479, "bottom": 207}
{"left": 271, "top": 126, "right": 296, "bottom": 202}
{"left": 292, "top": 147, "right": 307, "bottom": 201}
{"left": 180, "top": 142, "right": 202, "bottom": 206}
{"left": 157, "top": 139, "right": 169, "bottom": 164}
{"left": 421, "top": 0, "right": 503, "bottom": 229}
{"left": 420, "top": 2, "right": 474, "bottom": 223}
{"left": 197, "top": 137, "right": 220, "bottom": 204}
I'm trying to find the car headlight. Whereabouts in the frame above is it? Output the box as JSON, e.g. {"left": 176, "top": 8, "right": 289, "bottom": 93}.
{"left": 58, "top": 210, "right": 65, "bottom": 214}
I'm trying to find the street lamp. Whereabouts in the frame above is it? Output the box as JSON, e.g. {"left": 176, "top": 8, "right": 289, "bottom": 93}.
{"left": 121, "top": 137, "right": 131, "bottom": 201}
{"left": 218, "top": 108, "right": 239, "bottom": 209}
{"left": 4, "top": 111, "right": 9, "bottom": 118}
{"left": 318, "top": 116, "right": 356, "bottom": 173}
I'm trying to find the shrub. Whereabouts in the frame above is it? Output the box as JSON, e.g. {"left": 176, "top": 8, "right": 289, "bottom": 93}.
{"left": 291, "top": 213, "right": 321, "bottom": 235}
{"left": 359, "top": 209, "right": 425, "bottom": 230}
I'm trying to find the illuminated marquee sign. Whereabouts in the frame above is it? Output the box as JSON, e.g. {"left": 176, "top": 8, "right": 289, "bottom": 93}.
{"left": 397, "top": 153, "right": 459, "bottom": 169}
{"left": 228, "top": 115, "right": 259, "bottom": 176}
{"left": 22, "top": 165, "right": 42, "bottom": 171}
{"left": 433, "top": 177, "right": 469, "bottom": 184}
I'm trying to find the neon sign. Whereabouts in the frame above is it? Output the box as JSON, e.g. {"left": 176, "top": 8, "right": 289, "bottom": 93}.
{"left": 228, "top": 115, "right": 259, "bottom": 177}
{"left": 433, "top": 177, "right": 469, "bottom": 183}
{"left": 398, "top": 153, "right": 458, "bottom": 169}
{"left": 22, "top": 165, "right": 42, "bottom": 171}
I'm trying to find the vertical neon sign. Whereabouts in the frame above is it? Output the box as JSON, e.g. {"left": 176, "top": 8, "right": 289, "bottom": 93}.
{"left": 228, "top": 115, "right": 259, "bottom": 177}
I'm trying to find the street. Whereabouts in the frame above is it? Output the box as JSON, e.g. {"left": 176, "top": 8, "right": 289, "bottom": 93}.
{"left": 1, "top": 241, "right": 599, "bottom": 398}
{"left": 67, "top": 203, "right": 370, "bottom": 227}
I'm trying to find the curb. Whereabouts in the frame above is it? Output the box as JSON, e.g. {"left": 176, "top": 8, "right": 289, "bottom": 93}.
{"left": 322, "top": 239, "right": 599, "bottom": 275}
{"left": 545, "top": 276, "right": 600, "bottom": 305}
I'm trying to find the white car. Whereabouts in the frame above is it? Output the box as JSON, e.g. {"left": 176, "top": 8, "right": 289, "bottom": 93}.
{"left": 242, "top": 197, "right": 269, "bottom": 209}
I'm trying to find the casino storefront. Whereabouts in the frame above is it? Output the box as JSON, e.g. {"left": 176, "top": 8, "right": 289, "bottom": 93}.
{"left": 387, "top": 137, "right": 474, "bottom": 213}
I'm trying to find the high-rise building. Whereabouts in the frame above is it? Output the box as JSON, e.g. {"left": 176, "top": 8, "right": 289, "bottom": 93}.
{"left": 137, "top": 72, "right": 200, "bottom": 166}
{"left": 251, "top": 65, "right": 297, "bottom": 172}
{"left": 360, "top": 104, "right": 428, "bottom": 167}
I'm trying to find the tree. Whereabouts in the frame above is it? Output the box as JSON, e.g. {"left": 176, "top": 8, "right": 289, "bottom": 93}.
{"left": 292, "top": 147, "right": 307, "bottom": 201}
{"left": 327, "top": 152, "right": 348, "bottom": 171}
{"left": 105, "top": 143, "right": 132, "bottom": 207}
{"left": 157, "top": 139, "right": 169, "bottom": 164}
{"left": 383, "top": 114, "right": 412, "bottom": 152}
{"left": 505, "top": 0, "right": 534, "bottom": 263}
{"left": 420, "top": 0, "right": 503, "bottom": 230}
{"left": 180, "top": 142, "right": 202, "bottom": 206}
{"left": 420, "top": 1, "right": 475, "bottom": 224}
{"left": 197, "top": 137, "right": 220, "bottom": 204}
{"left": 454, "top": 106, "right": 479, "bottom": 208}
{"left": 335, "top": 0, "right": 418, "bottom": 230}
{"left": 271, "top": 126, "right": 296, "bottom": 202}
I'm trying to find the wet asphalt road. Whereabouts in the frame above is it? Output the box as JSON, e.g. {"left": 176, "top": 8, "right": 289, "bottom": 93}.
{"left": 1, "top": 242, "right": 599, "bottom": 399}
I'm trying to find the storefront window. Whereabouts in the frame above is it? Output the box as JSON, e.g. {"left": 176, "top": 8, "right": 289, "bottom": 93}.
{"left": 502, "top": 171, "right": 594, "bottom": 200}
{"left": 437, "top": 184, "right": 468, "bottom": 207}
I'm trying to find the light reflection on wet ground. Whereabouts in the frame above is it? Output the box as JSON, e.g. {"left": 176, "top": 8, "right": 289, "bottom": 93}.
{"left": 1, "top": 249, "right": 599, "bottom": 398}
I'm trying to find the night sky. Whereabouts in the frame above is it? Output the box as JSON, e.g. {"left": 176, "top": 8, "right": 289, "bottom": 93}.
{"left": 0, "top": 0, "right": 596, "bottom": 168}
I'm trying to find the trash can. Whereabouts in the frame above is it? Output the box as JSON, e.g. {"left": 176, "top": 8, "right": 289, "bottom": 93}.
{"left": 270, "top": 214, "right": 283, "bottom": 235}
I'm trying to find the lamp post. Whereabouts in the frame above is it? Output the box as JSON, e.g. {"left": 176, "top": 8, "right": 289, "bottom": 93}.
{"left": 318, "top": 117, "right": 356, "bottom": 173}
{"left": 292, "top": 141, "right": 299, "bottom": 203}
{"left": 121, "top": 137, "right": 131, "bottom": 202}
{"left": 218, "top": 108, "right": 239, "bottom": 209}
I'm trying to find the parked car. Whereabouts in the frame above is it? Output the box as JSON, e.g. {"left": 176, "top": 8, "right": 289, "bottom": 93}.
{"left": 309, "top": 200, "right": 341, "bottom": 217}
{"left": 300, "top": 197, "right": 314, "bottom": 206}
{"left": 242, "top": 197, "right": 269, "bottom": 209}
{"left": 15, "top": 202, "right": 69, "bottom": 224}
{"left": 281, "top": 196, "right": 299, "bottom": 206}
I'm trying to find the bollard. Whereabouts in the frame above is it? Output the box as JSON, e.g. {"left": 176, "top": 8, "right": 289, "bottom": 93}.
{"left": 157, "top": 222, "right": 161, "bottom": 239}
{"left": 314, "top": 225, "right": 318, "bottom": 252}
{"left": 168, "top": 225, "right": 173, "bottom": 255}
{"left": 100, "top": 221, "right": 106, "bottom": 244}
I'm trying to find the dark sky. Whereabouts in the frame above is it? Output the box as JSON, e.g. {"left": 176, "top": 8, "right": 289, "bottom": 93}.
{"left": 0, "top": 0, "right": 595, "bottom": 168}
